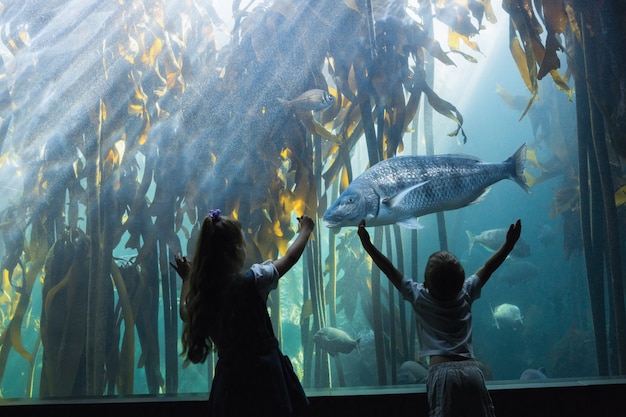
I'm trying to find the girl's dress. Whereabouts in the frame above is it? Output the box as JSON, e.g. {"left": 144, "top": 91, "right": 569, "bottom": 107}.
{"left": 207, "top": 264, "right": 309, "bottom": 417}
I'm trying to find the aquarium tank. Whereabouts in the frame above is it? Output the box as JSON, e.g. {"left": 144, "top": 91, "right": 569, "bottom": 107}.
{"left": 0, "top": 0, "right": 624, "bottom": 401}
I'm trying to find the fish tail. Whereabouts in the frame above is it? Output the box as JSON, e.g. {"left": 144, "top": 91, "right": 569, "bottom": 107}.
{"left": 277, "top": 97, "right": 289, "bottom": 105}
{"left": 508, "top": 143, "right": 530, "bottom": 194}
{"left": 465, "top": 230, "right": 475, "bottom": 255}
{"left": 490, "top": 303, "right": 500, "bottom": 329}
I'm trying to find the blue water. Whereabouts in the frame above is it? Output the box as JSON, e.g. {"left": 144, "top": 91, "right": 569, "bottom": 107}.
{"left": 0, "top": 0, "right": 613, "bottom": 401}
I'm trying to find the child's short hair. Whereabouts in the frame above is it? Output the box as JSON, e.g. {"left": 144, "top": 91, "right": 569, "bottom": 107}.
{"left": 424, "top": 251, "right": 465, "bottom": 301}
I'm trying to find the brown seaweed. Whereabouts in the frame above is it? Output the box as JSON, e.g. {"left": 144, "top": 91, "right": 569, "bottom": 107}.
{"left": 0, "top": 0, "right": 623, "bottom": 397}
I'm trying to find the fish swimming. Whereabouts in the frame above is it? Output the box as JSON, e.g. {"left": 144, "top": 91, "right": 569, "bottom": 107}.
{"left": 314, "top": 326, "right": 359, "bottom": 356}
{"left": 496, "top": 260, "right": 539, "bottom": 287}
{"left": 323, "top": 144, "right": 529, "bottom": 230}
{"left": 466, "top": 227, "right": 531, "bottom": 258}
{"left": 397, "top": 360, "right": 428, "bottom": 384}
{"left": 491, "top": 303, "right": 524, "bottom": 331}
{"left": 538, "top": 224, "right": 557, "bottom": 247}
{"left": 277, "top": 89, "right": 335, "bottom": 111}
{"left": 520, "top": 367, "right": 548, "bottom": 380}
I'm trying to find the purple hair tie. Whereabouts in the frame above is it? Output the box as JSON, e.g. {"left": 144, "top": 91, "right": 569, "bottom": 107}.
{"left": 208, "top": 209, "right": 221, "bottom": 222}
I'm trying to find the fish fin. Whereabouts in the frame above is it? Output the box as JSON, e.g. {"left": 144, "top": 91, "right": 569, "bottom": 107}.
{"left": 277, "top": 97, "right": 289, "bottom": 105}
{"left": 508, "top": 143, "right": 530, "bottom": 194}
{"left": 490, "top": 303, "right": 500, "bottom": 329}
{"left": 469, "top": 187, "right": 491, "bottom": 205}
{"left": 383, "top": 181, "right": 430, "bottom": 208}
{"left": 465, "top": 230, "right": 475, "bottom": 255}
{"left": 397, "top": 218, "right": 424, "bottom": 229}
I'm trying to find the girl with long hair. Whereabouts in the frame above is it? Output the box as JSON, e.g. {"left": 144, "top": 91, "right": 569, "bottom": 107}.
{"left": 172, "top": 210, "right": 314, "bottom": 417}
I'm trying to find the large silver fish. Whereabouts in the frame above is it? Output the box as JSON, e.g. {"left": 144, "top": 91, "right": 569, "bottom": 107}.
{"left": 277, "top": 89, "right": 335, "bottom": 111}
{"left": 323, "top": 144, "right": 529, "bottom": 230}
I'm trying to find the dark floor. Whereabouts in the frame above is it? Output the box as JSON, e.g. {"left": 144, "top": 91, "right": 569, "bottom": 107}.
{"left": 1, "top": 380, "right": 625, "bottom": 417}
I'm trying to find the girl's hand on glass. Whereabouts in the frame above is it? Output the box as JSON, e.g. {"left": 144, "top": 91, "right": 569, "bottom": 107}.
{"left": 296, "top": 215, "right": 315, "bottom": 233}
{"left": 170, "top": 254, "right": 191, "bottom": 280}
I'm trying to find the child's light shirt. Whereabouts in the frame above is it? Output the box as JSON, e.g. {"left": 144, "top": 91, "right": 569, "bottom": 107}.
{"left": 399, "top": 274, "right": 482, "bottom": 359}
{"left": 249, "top": 260, "right": 280, "bottom": 300}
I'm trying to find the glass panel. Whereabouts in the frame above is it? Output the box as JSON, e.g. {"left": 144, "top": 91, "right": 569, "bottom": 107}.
{"left": 0, "top": 0, "right": 623, "bottom": 401}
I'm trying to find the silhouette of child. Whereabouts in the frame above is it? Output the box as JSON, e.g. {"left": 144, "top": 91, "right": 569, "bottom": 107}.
{"left": 172, "top": 210, "right": 314, "bottom": 417}
{"left": 358, "top": 218, "right": 522, "bottom": 417}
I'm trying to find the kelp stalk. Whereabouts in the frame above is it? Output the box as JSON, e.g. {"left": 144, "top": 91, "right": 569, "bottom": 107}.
{"left": 110, "top": 261, "right": 135, "bottom": 394}
{"left": 583, "top": 64, "right": 626, "bottom": 377}
{"left": 159, "top": 242, "right": 178, "bottom": 393}
{"left": 393, "top": 224, "right": 410, "bottom": 361}
{"left": 85, "top": 106, "right": 107, "bottom": 396}
{"left": 370, "top": 227, "right": 386, "bottom": 384}
{"left": 384, "top": 228, "right": 397, "bottom": 383}
{"left": 421, "top": 0, "right": 448, "bottom": 252}
{"left": 575, "top": 83, "right": 608, "bottom": 375}
{"left": 301, "top": 256, "right": 313, "bottom": 388}
{"left": 355, "top": 58, "right": 382, "bottom": 165}
{"left": 365, "top": 0, "right": 377, "bottom": 61}
{"left": 575, "top": 9, "right": 626, "bottom": 375}
{"left": 0, "top": 254, "right": 38, "bottom": 387}
{"left": 408, "top": 80, "right": 421, "bottom": 362}
{"left": 322, "top": 138, "right": 347, "bottom": 387}
{"left": 306, "top": 241, "right": 328, "bottom": 387}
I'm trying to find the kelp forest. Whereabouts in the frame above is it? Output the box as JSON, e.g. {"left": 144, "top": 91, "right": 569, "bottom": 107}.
{"left": 0, "top": 0, "right": 625, "bottom": 399}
